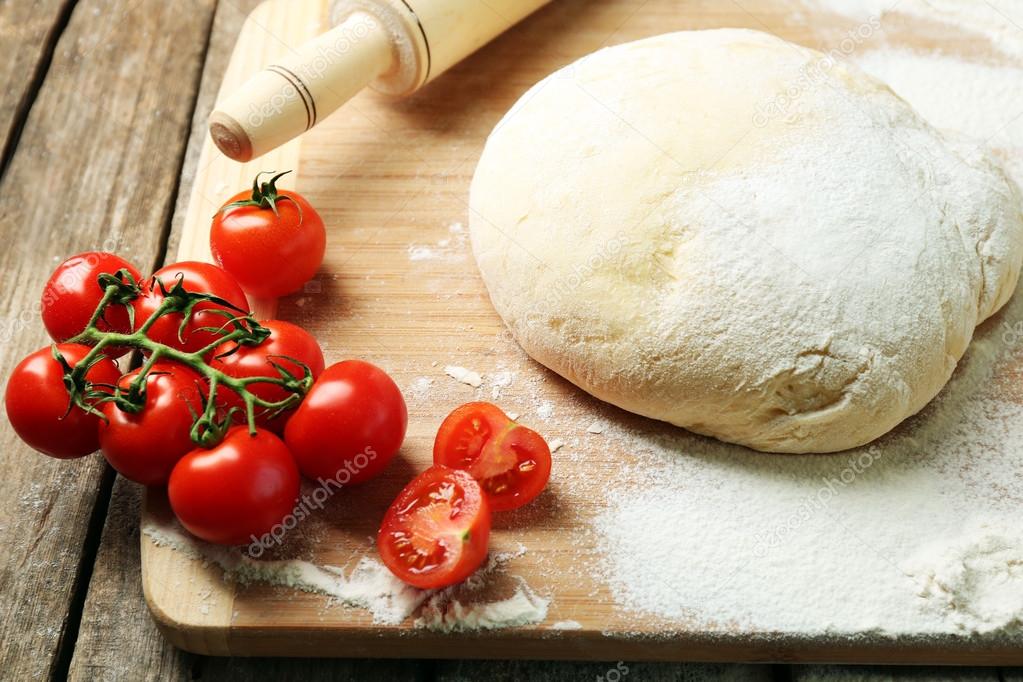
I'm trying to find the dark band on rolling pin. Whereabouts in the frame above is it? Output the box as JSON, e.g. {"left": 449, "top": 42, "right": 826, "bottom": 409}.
{"left": 267, "top": 65, "right": 317, "bottom": 131}
{"left": 398, "top": 0, "right": 432, "bottom": 82}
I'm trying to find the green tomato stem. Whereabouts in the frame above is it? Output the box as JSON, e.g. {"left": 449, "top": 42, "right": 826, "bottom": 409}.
{"left": 66, "top": 280, "right": 312, "bottom": 449}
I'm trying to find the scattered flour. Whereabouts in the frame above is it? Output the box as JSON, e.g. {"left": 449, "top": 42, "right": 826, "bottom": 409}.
{"left": 801, "top": 0, "right": 1023, "bottom": 60}
{"left": 490, "top": 370, "right": 515, "bottom": 399}
{"left": 407, "top": 245, "right": 436, "bottom": 261}
{"left": 144, "top": 522, "right": 544, "bottom": 630}
{"left": 407, "top": 376, "right": 435, "bottom": 401}
{"left": 414, "top": 545, "right": 549, "bottom": 632}
{"left": 902, "top": 520, "right": 1023, "bottom": 634}
{"left": 548, "top": 438, "right": 565, "bottom": 453}
{"left": 585, "top": 422, "right": 604, "bottom": 435}
{"left": 415, "top": 577, "right": 549, "bottom": 632}
{"left": 536, "top": 401, "right": 555, "bottom": 420}
{"left": 593, "top": 281, "right": 1023, "bottom": 634}
{"left": 145, "top": 522, "right": 426, "bottom": 624}
{"left": 444, "top": 365, "right": 483, "bottom": 388}
{"left": 850, "top": 48, "right": 1023, "bottom": 186}
{"left": 549, "top": 619, "right": 583, "bottom": 630}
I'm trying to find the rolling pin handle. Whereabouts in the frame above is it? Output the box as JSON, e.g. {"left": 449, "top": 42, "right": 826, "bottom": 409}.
{"left": 209, "top": 12, "right": 395, "bottom": 162}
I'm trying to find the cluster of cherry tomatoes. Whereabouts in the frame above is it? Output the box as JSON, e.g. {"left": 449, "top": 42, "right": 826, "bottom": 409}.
{"left": 4, "top": 174, "right": 553, "bottom": 591}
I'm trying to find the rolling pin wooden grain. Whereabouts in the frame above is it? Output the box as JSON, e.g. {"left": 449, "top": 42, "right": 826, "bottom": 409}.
{"left": 209, "top": 0, "right": 551, "bottom": 161}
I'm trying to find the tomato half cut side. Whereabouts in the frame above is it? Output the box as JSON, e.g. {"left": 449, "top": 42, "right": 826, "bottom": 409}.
{"left": 468, "top": 423, "right": 552, "bottom": 512}
{"left": 377, "top": 466, "right": 491, "bottom": 589}
{"left": 432, "top": 402, "right": 511, "bottom": 469}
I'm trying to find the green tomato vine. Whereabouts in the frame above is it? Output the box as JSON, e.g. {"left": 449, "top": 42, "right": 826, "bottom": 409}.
{"left": 61, "top": 269, "right": 312, "bottom": 449}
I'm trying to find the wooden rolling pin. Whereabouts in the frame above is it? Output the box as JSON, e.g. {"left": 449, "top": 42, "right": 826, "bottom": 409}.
{"left": 209, "top": 0, "right": 551, "bottom": 162}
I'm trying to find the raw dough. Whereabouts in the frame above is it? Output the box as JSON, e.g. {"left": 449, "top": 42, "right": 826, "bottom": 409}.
{"left": 468, "top": 29, "right": 1023, "bottom": 453}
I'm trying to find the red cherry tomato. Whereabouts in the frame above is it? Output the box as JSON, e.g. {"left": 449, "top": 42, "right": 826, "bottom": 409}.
{"left": 434, "top": 402, "right": 552, "bottom": 512}
{"left": 210, "top": 173, "right": 326, "bottom": 299}
{"left": 210, "top": 319, "right": 324, "bottom": 432}
{"left": 168, "top": 427, "right": 300, "bottom": 545}
{"left": 378, "top": 465, "right": 491, "bottom": 589}
{"left": 133, "top": 261, "right": 249, "bottom": 355}
{"left": 98, "top": 363, "right": 205, "bottom": 485}
{"left": 5, "top": 343, "right": 120, "bottom": 459}
{"left": 41, "top": 252, "right": 141, "bottom": 357}
{"left": 284, "top": 360, "right": 407, "bottom": 485}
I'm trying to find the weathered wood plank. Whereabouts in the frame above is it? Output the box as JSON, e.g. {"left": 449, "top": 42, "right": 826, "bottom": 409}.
{"left": 435, "top": 660, "right": 777, "bottom": 681}
{"left": 0, "top": 0, "right": 75, "bottom": 167}
{"left": 65, "top": 479, "right": 199, "bottom": 682}
{"left": 0, "top": 0, "right": 216, "bottom": 679}
{"left": 791, "top": 665, "right": 1001, "bottom": 681}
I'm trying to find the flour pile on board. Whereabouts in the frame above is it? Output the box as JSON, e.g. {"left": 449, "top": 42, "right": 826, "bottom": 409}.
{"left": 902, "top": 520, "right": 1023, "bottom": 634}
{"left": 583, "top": 1, "right": 1023, "bottom": 637}
{"left": 592, "top": 267, "right": 1023, "bottom": 634}
{"left": 414, "top": 546, "right": 549, "bottom": 632}
{"left": 144, "top": 522, "right": 545, "bottom": 630}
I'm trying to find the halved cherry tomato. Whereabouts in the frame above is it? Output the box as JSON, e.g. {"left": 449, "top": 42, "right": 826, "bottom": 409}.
{"left": 284, "top": 360, "right": 406, "bottom": 485}
{"left": 431, "top": 402, "right": 512, "bottom": 469}
{"left": 434, "top": 402, "right": 552, "bottom": 512}
{"left": 98, "top": 362, "right": 205, "bottom": 485}
{"left": 168, "top": 427, "right": 300, "bottom": 545}
{"left": 378, "top": 465, "right": 491, "bottom": 589}
{"left": 133, "top": 261, "right": 249, "bottom": 355}
{"left": 41, "top": 252, "right": 141, "bottom": 357}
{"left": 210, "top": 172, "right": 326, "bottom": 299}
{"left": 5, "top": 343, "right": 120, "bottom": 459}
{"left": 211, "top": 319, "right": 324, "bottom": 432}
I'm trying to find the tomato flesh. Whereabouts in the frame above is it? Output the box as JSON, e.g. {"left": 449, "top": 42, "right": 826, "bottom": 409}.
{"left": 5, "top": 343, "right": 120, "bottom": 459}
{"left": 378, "top": 466, "right": 490, "bottom": 589}
{"left": 434, "top": 402, "right": 552, "bottom": 512}
{"left": 431, "top": 402, "right": 510, "bottom": 469}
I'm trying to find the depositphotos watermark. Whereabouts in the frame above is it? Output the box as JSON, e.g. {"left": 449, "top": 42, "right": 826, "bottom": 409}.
{"left": 751, "top": 443, "right": 884, "bottom": 558}
{"left": 596, "top": 662, "right": 629, "bottom": 682}
{"left": 752, "top": 15, "right": 882, "bottom": 128}
{"left": 247, "top": 446, "right": 378, "bottom": 557}
{"left": 1, "top": 237, "right": 126, "bottom": 344}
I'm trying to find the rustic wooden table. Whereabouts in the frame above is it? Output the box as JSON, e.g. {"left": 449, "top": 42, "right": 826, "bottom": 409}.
{"left": 0, "top": 1, "right": 1020, "bottom": 680}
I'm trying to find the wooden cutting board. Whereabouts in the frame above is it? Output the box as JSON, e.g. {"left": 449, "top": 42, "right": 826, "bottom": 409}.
{"left": 141, "top": 0, "right": 1023, "bottom": 663}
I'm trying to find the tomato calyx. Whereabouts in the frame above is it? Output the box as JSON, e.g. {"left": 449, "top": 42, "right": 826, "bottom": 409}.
{"left": 54, "top": 264, "right": 316, "bottom": 451}
{"left": 218, "top": 170, "right": 302, "bottom": 221}
{"left": 52, "top": 345, "right": 115, "bottom": 421}
{"left": 145, "top": 272, "right": 261, "bottom": 347}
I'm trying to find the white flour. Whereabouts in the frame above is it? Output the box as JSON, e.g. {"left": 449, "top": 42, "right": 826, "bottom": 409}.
{"left": 850, "top": 48, "right": 1023, "bottom": 186}
{"left": 144, "top": 522, "right": 546, "bottom": 630}
{"left": 593, "top": 297, "right": 1023, "bottom": 634}
{"left": 577, "top": 1, "right": 1023, "bottom": 638}
{"left": 802, "top": 0, "right": 1023, "bottom": 60}
{"left": 444, "top": 365, "right": 482, "bottom": 388}
{"left": 903, "top": 520, "right": 1023, "bottom": 634}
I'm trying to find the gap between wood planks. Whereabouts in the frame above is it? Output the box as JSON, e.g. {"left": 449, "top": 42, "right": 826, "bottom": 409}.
{"left": 0, "top": 0, "right": 77, "bottom": 184}
{"left": 53, "top": 3, "right": 222, "bottom": 676}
